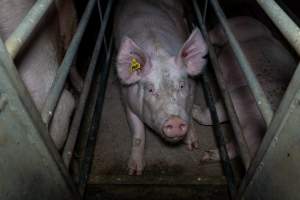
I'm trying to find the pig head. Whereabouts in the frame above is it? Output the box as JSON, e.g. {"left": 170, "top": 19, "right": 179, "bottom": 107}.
{"left": 117, "top": 29, "right": 207, "bottom": 141}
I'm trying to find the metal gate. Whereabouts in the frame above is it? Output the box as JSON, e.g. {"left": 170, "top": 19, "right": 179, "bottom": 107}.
{"left": 0, "top": 0, "right": 114, "bottom": 199}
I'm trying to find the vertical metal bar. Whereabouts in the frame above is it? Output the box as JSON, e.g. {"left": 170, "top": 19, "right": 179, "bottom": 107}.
{"left": 209, "top": 0, "right": 274, "bottom": 125}
{"left": 203, "top": 0, "right": 208, "bottom": 23}
{"left": 192, "top": 0, "right": 252, "bottom": 168}
{"left": 237, "top": 62, "right": 300, "bottom": 199}
{"left": 63, "top": 0, "right": 114, "bottom": 168}
{"left": 41, "top": 0, "right": 96, "bottom": 125}
{"left": 79, "top": 36, "right": 114, "bottom": 196}
{"left": 256, "top": 0, "right": 300, "bottom": 55}
{"left": 201, "top": 73, "right": 237, "bottom": 199}
{"left": 5, "top": 0, "right": 54, "bottom": 59}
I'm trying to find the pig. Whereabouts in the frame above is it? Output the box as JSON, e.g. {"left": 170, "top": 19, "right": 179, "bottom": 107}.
{"left": 0, "top": 0, "right": 78, "bottom": 150}
{"left": 114, "top": 0, "right": 208, "bottom": 175}
{"left": 195, "top": 16, "right": 297, "bottom": 162}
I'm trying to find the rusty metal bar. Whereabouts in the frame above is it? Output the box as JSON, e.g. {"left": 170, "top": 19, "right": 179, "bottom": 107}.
{"left": 209, "top": 0, "right": 274, "bottom": 125}
{"left": 5, "top": 0, "right": 54, "bottom": 59}
{"left": 63, "top": 0, "right": 114, "bottom": 168}
{"left": 41, "top": 0, "right": 96, "bottom": 125}
{"left": 256, "top": 0, "right": 300, "bottom": 56}
{"left": 192, "top": 0, "right": 252, "bottom": 168}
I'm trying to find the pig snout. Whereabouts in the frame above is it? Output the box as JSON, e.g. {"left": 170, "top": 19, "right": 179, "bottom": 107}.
{"left": 162, "top": 116, "right": 188, "bottom": 140}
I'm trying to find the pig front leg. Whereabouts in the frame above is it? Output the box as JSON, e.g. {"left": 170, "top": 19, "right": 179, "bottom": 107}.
{"left": 184, "top": 123, "right": 199, "bottom": 151}
{"left": 192, "top": 101, "right": 228, "bottom": 125}
{"left": 126, "top": 106, "right": 145, "bottom": 175}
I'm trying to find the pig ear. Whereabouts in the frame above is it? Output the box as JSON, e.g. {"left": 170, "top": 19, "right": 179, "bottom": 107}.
{"left": 177, "top": 28, "right": 208, "bottom": 76}
{"left": 116, "top": 37, "right": 151, "bottom": 85}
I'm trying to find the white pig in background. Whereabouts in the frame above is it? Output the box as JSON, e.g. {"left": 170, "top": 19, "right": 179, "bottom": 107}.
{"left": 114, "top": 0, "right": 208, "bottom": 175}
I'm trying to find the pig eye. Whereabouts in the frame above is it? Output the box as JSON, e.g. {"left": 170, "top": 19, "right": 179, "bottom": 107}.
{"left": 179, "top": 81, "right": 185, "bottom": 89}
{"left": 147, "top": 84, "right": 155, "bottom": 94}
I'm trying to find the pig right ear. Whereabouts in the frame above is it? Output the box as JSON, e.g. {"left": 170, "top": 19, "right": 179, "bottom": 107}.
{"left": 116, "top": 37, "right": 151, "bottom": 85}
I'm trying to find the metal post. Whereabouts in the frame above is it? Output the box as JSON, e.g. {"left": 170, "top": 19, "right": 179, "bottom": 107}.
{"left": 209, "top": 0, "right": 274, "bottom": 125}
{"left": 201, "top": 74, "right": 237, "bottom": 199}
{"left": 256, "top": 0, "right": 300, "bottom": 55}
{"left": 192, "top": 0, "right": 252, "bottom": 168}
{"left": 5, "top": 0, "right": 54, "bottom": 59}
{"left": 41, "top": 0, "right": 96, "bottom": 125}
{"left": 79, "top": 36, "right": 114, "bottom": 196}
{"left": 62, "top": 0, "right": 114, "bottom": 168}
{"left": 238, "top": 62, "right": 300, "bottom": 199}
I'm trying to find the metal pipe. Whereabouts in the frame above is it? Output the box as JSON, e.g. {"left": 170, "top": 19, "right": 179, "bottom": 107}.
{"left": 256, "top": 0, "right": 300, "bottom": 56}
{"left": 201, "top": 73, "right": 237, "bottom": 199}
{"left": 209, "top": 0, "right": 274, "bottom": 125}
{"left": 5, "top": 0, "right": 54, "bottom": 59}
{"left": 79, "top": 36, "right": 114, "bottom": 196}
{"left": 41, "top": 0, "right": 96, "bottom": 125}
{"left": 192, "top": 0, "right": 252, "bottom": 168}
{"left": 62, "top": 0, "right": 114, "bottom": 168}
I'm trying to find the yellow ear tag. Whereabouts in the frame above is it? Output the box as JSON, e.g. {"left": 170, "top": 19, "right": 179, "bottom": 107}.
{"left": 130, "top": 58, "right": 142, "bottom": 73}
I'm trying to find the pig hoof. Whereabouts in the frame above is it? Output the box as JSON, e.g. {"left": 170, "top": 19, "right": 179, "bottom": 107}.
{"left": 200, "top": 149, "right": 220, "bottom": 163}
{"left": 128, "top": 158, "right": 145, "bottom": 176}
{"left": 184, "top": 135, "right": 199, "bottom": 151}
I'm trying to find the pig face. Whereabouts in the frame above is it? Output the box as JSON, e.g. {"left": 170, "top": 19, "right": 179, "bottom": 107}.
{"left": 117, "top": 28, "right": 207, "bottom": 142}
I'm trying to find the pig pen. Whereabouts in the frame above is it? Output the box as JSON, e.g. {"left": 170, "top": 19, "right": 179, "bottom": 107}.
{"left": 69, "top": 0, "right": 300, "bottom": 199}
{"left": 69, "top": 2, "right": 245, "bottom": 199}
{"left": 70, "top": 0, "right": 299, "bottom": 199}
{"left": 2, "top": 0, "right": 298, "bottom": 199}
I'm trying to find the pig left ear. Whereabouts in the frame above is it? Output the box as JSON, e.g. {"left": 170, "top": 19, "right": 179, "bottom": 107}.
{"left": 177, "top": 28, "right": 208, "bottom": 76}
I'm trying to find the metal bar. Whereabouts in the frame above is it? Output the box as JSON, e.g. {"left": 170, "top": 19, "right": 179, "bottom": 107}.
{"left": 201, "top": 73, "right": 237, "bottom": 199}
{"left": 41, "top": 0, "right": 96, "bottom": 125}
{"left": 0, "top": 38, "right": 80, "bottom": 200}
{"left": 203, "top": 0, "right": 208, "bottom": 23}
{"left": 237, "top": 62, "right": 300, "bottom": 199}
{"left": 192, "top": 0, "right": 252, "bottom": 168}
{"left": 256, "top": 0, "right": 300, "bottom": 55}
{"left": 89, "top": 175, "right": 227, "bottom": 185}
{"left": 79, "top": 36, "right": 114, "bottom": 195}
{"left": 5, "top": 0, "right": 54, "bottom": 59}
{"left": 62, "top": 0, "right": 114, "bottom": 168}
{"left": 209, "top": 0, "right": 274, "bottom": 125}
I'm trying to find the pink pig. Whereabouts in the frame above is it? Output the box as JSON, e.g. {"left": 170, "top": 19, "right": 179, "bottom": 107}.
{"left": 114, "top": 0, "right": 208, "bottom": 175}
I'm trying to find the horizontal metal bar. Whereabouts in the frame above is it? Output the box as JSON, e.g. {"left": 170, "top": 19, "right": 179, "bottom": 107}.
{"left": 62, "top": 0, "right": 113, "bottom": 168}
{"left": 5, "top": 0, "right": 54, "bottom": 59}
{"left": 88, "top": 175, "right": 227, "bottom": 185}
{"left": 256, "top": 0, "right": 300, "bottom": 55}
{"left": 237, "top": 61, "right": 300, "bottom": 199}
{"left": 192, "top": 0, "right": 252, "bottom": 168}
{"left": 209, "top": 0, "right": 274, "bottom": 125}
{"left": 41, "top": 0, "right": 96, "bottom": 125}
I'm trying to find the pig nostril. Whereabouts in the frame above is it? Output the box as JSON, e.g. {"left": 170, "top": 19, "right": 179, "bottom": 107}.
{"left": 166, "top": 125, "right": 173, "bottom": 130}
{"left": 179, "top": 124, "right": 187, "bottom": 130}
